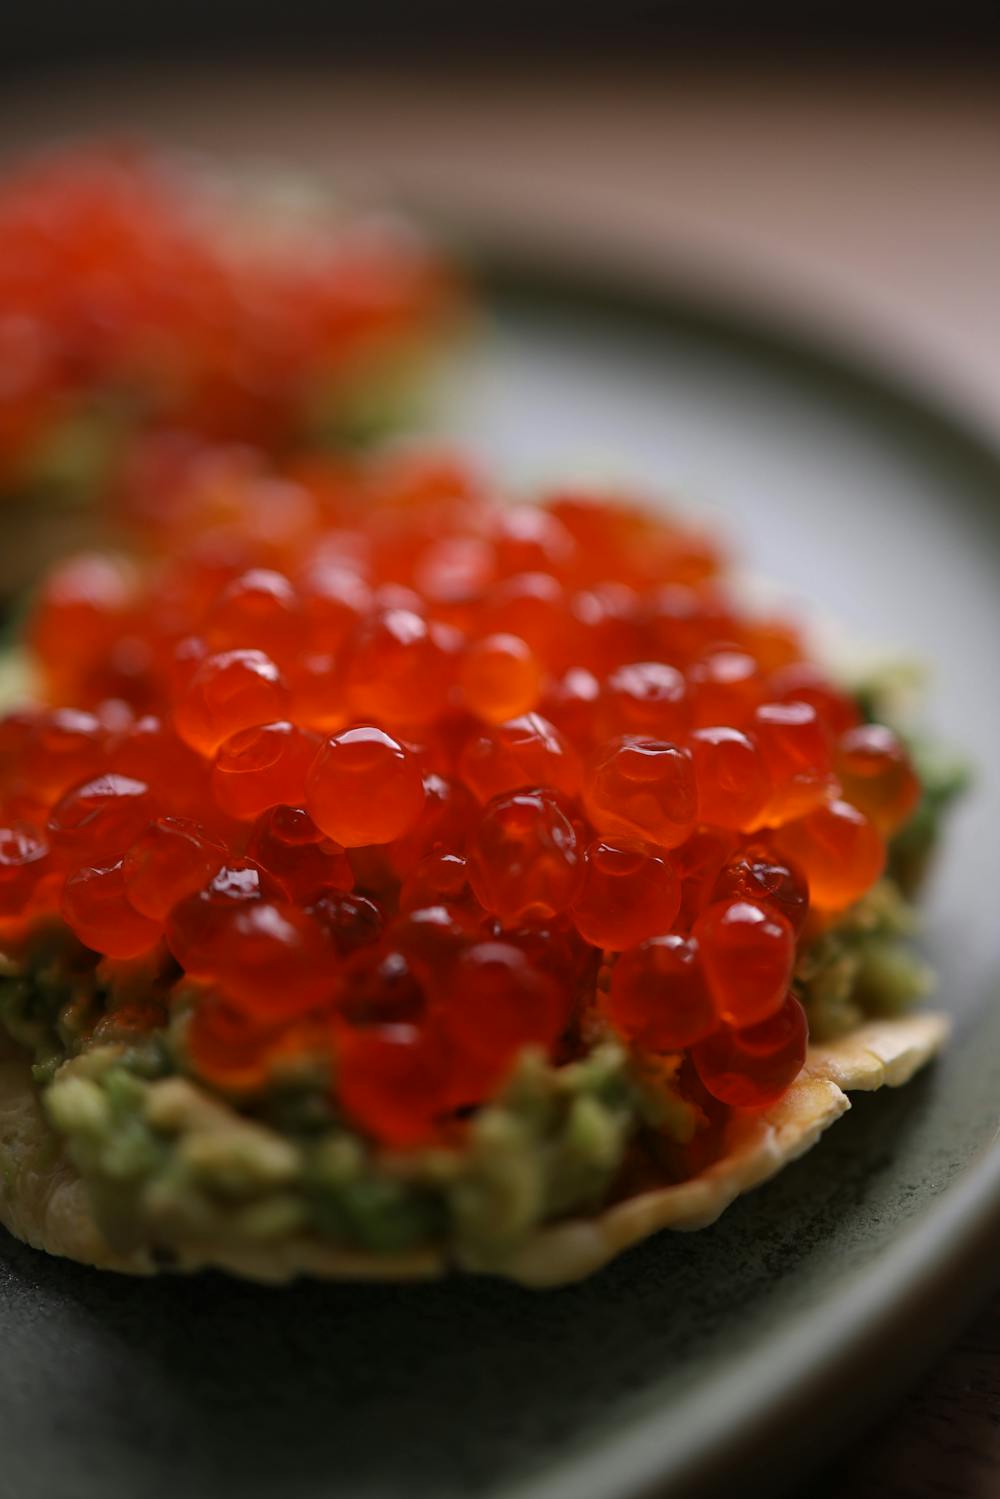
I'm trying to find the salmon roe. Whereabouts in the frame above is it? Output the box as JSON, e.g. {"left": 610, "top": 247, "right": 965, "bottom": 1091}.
{"left": 572, "top": 839, "right": 680, "bottom": 950}
{"left": 3, "top": 449, "right": 917, "bottom": 1145}
{"left": 211, "top": 721, "right": 318, "bottom": 821}
{"left": 122, "top": 816, "right": 224, "bottom": 919}
{"left": 459, "top": 633, "right": 543, "bottom": 722}
{"left": 467, "top": 789, "right": 584, "bottom": 925}
{"left": 835, "top": 723, "right": 921, "bottom": 835}
{"left": 606, "top": 934, "right": 717, "bottom": 1051}
{"left": 692, "top": 993, "right": 809, "bottom": 1109}
{"left": 0, "top": 823, "right": 51, "bottom": 915}
{"left": 306, "top": 726, "right": 425, "bottom": 847}
{"left": 459, "top": 713, "right": 582, "bottom": 803}
{"left": 693, "top": 899, "right": 795, "bottom": 1026}
{"left": 174, "top": 650, "right": 290, "bottom": 756}
{"left": 0, "top": 146, "right": 457, "bottom": 487}
{"left": 584, "top": 737, "right": 698, "bottom": 849}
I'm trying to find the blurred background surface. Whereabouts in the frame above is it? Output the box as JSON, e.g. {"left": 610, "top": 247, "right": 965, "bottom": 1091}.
{"left": 3, "top": 54, "right": 1000, "bottom": 438}
{"left": 4, "top": 1, "right": 1000, "bottom": 69}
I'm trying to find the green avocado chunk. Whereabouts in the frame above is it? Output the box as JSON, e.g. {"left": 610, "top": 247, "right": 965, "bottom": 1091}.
{"left": 39, "top": 1038, "right": 642, "bottom": 1262}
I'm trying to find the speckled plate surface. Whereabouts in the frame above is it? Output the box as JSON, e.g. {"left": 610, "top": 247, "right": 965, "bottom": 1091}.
{"left": 1, "top": 260, "right": 999, "bottom": 1499}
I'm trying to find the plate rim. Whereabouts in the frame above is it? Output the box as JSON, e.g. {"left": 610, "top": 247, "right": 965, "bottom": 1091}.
{"left": 444, "top": 218, "right": 1000, "bottom": 486}
{"left": 465, "top": 248, "right": 1000, "bottom": 1499}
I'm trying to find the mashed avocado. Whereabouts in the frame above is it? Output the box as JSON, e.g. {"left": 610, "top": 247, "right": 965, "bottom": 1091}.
{"left": 0, "top": 685, "right": 964, "bottom": 1266}
{"left": 0, "top": 854, "right": 938, "bottom": 1266}
{"left": 41, "top": 1037, "right": 639, "bottom": 1264}
{"left": 793, "top": 879, "right": 930, "bottom": 1040}
{"left": 0, "top": 914, "right": 656, "bottom": 1261}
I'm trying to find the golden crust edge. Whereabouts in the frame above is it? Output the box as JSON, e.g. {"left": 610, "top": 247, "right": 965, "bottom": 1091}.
{"left": 0, "top": 1013, "right": 950, "bottom": 1286}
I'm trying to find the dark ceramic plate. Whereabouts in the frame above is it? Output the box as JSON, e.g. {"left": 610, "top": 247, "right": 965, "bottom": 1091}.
{"left": 1, "top": 261, "right": 999, "bottom": 1499}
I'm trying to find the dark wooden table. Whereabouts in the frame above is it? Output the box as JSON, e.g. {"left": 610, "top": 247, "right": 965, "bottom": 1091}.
{"left": 809, "top": 1286, "right": 1000, "bottom": 1498}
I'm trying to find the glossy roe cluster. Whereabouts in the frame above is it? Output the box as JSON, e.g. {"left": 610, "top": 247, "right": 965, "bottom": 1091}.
{"left": 0, "top": 147, "right": 455, "bottom": 484}
{"left": 0, "top": 450, "right": 922, "bottom": 1147}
